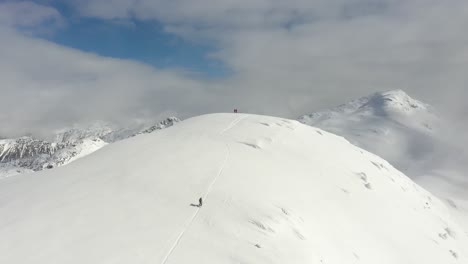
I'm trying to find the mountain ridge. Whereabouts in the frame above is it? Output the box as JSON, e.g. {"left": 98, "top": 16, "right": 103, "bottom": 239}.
{"left": 0, "top": 117, "right": 180, "bottom": 178}
{"left": 299, "top": 89, "right": 468, "bottom": 231}
{"left": 1, "top": 113, "right": 466, "bottom": 263}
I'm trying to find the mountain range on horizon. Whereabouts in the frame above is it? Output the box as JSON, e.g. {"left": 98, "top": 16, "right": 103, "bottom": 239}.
{"left": 2, "top": 90, "right": 463, "bottom": 183}
{"left": 2, "top": 1, "right": 467, "bottom": 263}
{"left": 0, "top": 117, "right": 180, "bottom": 178}
{"left": 2, "top": 89, "right": 467, "bottom": 230}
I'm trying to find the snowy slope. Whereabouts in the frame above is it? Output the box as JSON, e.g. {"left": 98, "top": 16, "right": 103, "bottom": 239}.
{"left": 299, "top": 90, "right": 439, "bottom": 174}
{"left": 0, "top": 164, "right": 33, "bottom": 180}
{"left": 0, "top": 113, "right": 467, "bottom": 264}
{"left": 298, "top": 90, "right": 468, "bottom": 230}
{"left": 0, "top": 117, "right": 180, "bottom": 177}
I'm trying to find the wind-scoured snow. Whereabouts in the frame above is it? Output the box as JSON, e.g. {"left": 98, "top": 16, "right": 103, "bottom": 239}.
{"left": 298, "top": 89, "right": 468, "bottom": 231}
{"left": 0, "top": 113, "right": 467, "bottom": 264}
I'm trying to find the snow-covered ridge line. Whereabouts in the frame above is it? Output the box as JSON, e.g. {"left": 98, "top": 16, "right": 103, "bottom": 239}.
{"left": 1, "top": 113, "right": 466, "bottom": 263}
{"left": 0, "top": 117, "right": 180, "bottom": 177}
{"left": 298, "top": 89, "right": 468, "bottom": 232}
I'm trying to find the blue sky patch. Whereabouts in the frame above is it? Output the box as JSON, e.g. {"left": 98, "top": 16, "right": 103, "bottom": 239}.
{"left": 37, "top": 2, "right": 228, "bottom": 78}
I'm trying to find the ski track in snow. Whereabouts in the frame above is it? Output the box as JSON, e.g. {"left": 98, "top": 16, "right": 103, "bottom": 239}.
{"left": 160, "top": 115, "right": 246, "bottom": 264}
{"left": 220, "top": 115, "right": 247, "bottom": 135}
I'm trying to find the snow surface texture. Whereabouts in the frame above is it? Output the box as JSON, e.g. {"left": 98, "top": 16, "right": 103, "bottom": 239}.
{"left": 1, "top": 113, "right": 467, "bottom": 264}
{"left": 0, "top": 117, "right": 180, "bottom": 178}
{"left": 298, "top": 89, "right": 468, "bottom": 231}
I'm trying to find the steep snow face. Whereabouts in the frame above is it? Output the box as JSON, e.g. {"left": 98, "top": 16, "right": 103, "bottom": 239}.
{"left": 298, "top": 90, "right": 451, "bottom": 181}
{"left": 298, "top": 90, "right": 468, "bottom": 230}
{"left": 0, "top": 117, "right": 180, "bottom": 177}
{"left": 0, "top": 113, "right": 467, "bottom": 264}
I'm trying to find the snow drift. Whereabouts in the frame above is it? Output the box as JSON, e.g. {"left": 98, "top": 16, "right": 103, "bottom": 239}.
{"left": 0, "top": 113, "right": 467, "bottom": 264}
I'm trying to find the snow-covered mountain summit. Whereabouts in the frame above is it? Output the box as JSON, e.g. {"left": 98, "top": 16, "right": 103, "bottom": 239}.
{"left": 0, "top": 113, "right": 467, "bottom": 263}
{"left": 300, "top": 89, "right": 436, "bottom": 132}
{"left": 298, "top": 90, "right": 439, "bottom": 172}
{"left": 298, "top": 90, "right": 468, "bottom": 230}
{"left": 348, "top": 89, "right": 429, "bottom": 114}
{"left": 0, "top": 117, "right": 180, "bottom": 177}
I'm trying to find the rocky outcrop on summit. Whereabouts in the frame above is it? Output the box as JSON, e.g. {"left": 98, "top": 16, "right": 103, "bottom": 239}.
{"left": 136, "top": 117, "right": 180, "bottom": 135}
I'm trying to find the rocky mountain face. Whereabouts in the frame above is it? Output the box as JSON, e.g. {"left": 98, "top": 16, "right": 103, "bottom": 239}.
{"left": 135, "top": 117, "right": 181, "bottom": 135}
{"left": 0, "top": 117, "right": 180, "bottom": 178}
{"left": 0, "top": 137, "right": 62, "bottom": 164}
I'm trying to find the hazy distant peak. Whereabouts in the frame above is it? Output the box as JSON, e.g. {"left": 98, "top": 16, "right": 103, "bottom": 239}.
{"left": 137, "top": 117, "right": 181, "bottom": 135}
{"left": 362, "top": 89, "right": 429, "bottom": 115}
{"left": 0, "top": 116, "right": 180, "bottom": 177}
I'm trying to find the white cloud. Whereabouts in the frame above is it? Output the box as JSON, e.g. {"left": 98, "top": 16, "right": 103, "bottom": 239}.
{"left": 1, "top": 0, "right": 468, "bottom": 137}
{"left": 0, "top": 28, "right": 220, "bottom": 137}
{"left": 0, "top": 1, "right": 65, "bottom": 34}
{"left": 66, "top": 0, "right": 468, "bottom": 111}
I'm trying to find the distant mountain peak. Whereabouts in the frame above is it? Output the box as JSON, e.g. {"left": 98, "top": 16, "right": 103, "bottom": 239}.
{"left": 137, "top": 117, "right": 180, "bottom": 135}
{"left": 362, "top": 89, "right": 429, "bottom": 114}
{"left": 0, "top": 116, "right": 181, "bottom": 178}
{"left": 298, "top": 89, "right": 445, "bottom": 191}
{"left": 300, "top": 90, "right": 432, "bottom": 125}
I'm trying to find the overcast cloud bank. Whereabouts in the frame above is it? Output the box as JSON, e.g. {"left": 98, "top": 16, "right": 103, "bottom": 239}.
{"left": 1, "top": 0, "right": 467, "bottom": 137}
